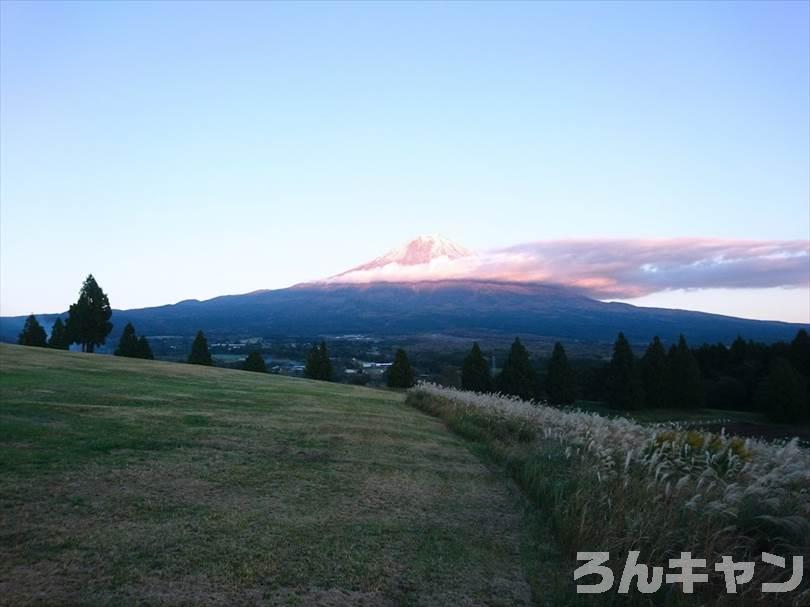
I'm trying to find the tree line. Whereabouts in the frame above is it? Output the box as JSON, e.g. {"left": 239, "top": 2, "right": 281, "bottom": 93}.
{"left": 18, "top": 275, "right": 112, "bottom": 352}
{"left": 16, "top": 274, "right": 807, "bottom": 418}
{"left": 458, "top": 330, "right": 810, "bottom": 422}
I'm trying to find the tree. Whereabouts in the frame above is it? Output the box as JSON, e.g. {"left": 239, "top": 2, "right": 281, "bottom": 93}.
{"left": 304, "top": 344, "right": 320, "bottom": 379}
{"left": 317, "top": 341, "right": 333, "bottom": 381}
{"left": 115, "top": 323, "right": 140, "bottom": 357}
{"left": 47, "top": 317, "right": 70, "bottom": 350}
{"left": 66, "top": 274, "right": 112, "bottom": 353}
{"left": 669, "top": 335, "right": 703, "bottom": 408}
{"left": 136, "top": 336, "right": 154, "bottom": 360}
{"left": 387, "top": 348, "right": 415, "bottom": 388}
{"left": 496, "top": 337, "right": 537, "bottom": 401}
{"left": 790, "top": 329, "right": 810, "bottom": 378}
{"left": 754, "top": 357, "right": 808, "bottom": 422}
{"left": 641, "top": 336, "right": 669, "bottom": 408}
{"left": 18, "top": 314, "right": 47, "bottom": 347}
{"left": 188, "top": 330, "right": 212, "bottom": 365}
{"left": 304, "top": 340, "right": 332, "bottom": 381}
{"left": 606, "top": 332, "right": 644, "bottom": 410}
{"left": 461, "top": 342, "right": 491, "bottom": 393}
{"left": 243, "top": 350, "right": 267, "bottom": 373}
{"left": 545, "top": 342, "right": 576, "bottom": 405}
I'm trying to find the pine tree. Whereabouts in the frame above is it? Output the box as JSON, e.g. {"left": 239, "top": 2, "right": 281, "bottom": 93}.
{"left": 65, "top": 274, "right": 112, "bottom": 353}
{"left": 47, "top": 317, "right": 70, "bottom": 350}
{"left": 136, "top": 336, "right": 154, "bottom": 360}
{"left": 641, "top": 336, "right": 669, "bottom": 408}
{"left": 754, "top": 357, "right": 808, "bottom": 422}
{"left": 729, "top": 336, "right": 747, "bottom": 366}
{"left": 304, "top": 343, "right": 321, "bottom": 379}
{"left": 304, "top": 340, "right": 332, "bottom": 380}
{"left": 669, "top": 335, "right": 703, "bottom": 408}
{"left": 243, "top": 350, "right": 267, "bottom": 373}
{"left": 188, "top": 330, "right": 212, "bottom": 365}
{"left": 387, "top": 348, "right": 415, "bottom": 388}
{"left": 790, "top": 329, "right": 810, "bottom": 378}
{"left": 461, "top": 342, "right": 492, "bottom": 393}
{"left": 606, "top": 332, "right": 644, "bottom": 410}
{"left": 18, "top": 314, "right": 48, "bottom": 347}
{"left": 115, "top": 322, "right": 140, "bottom": 357}
{"left": 496, "top": 337, "right": 537, "bottom": 401}
{"left": 318, "top": 340, "right": 333, "bottom": 381}
{"left": 545, "top": 342, "right": 576, "bottom": 405}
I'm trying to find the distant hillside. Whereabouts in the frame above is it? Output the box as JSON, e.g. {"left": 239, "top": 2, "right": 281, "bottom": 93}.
{"left": 1, "top": 279, "right": 805, "bottom": 346}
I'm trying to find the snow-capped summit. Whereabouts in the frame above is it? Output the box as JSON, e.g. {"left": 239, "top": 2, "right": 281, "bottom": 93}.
{"left": 352, "top": 235, "right": 474, "bottom": 271}
{"left": 325, "top": 235, "right": 475, "bottom": 283}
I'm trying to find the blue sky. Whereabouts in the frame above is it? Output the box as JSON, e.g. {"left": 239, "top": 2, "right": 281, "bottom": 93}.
{"left": 1, "top": 1, "right": 808, "bottom": 321}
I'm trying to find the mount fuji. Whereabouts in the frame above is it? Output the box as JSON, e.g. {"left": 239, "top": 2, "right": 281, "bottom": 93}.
{"left": 1, "top": 236, "right": 806, "bottom": 346}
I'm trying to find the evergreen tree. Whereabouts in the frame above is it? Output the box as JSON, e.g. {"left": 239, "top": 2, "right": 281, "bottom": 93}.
{"left": 47, "top": 317, "right": 70, "bottom": 350}
{"left": 304, "top": 340, "right": 332, "bottom": 381}
{"left": 606, "top": 332, "right": 644, "bottom": 410}
{"left": 318, "top": 340, "right": 333, "bottom": 381}
{"left": 243, "top": 350, "right": 267, "bottom": 373}
{"left": 17, "top": 314, "right": 47, "bottom": 347}
{"left": 790, "top": 329, "right": 810, "bottom": 377}
{"left": 754, "top": 357, "right": 808, "bottom": 422}
{"left": 65, "top": 274, "right": 112, "bottom": 353}
{"left": 641, "top": 336, "right": 669, "bottom": 408}
{"left": 545, "top": 342, "right": 576, "bottom": 405}
{"left": 461, "top": 342, "right": 491, "bottom": 393}
{"left": 304, "top": 343, "right": 321, "bottom": 379}
{"left": 669, "top": 335, "right": 703, "bottom": 408}
{"left": 729, "top": 336, "right": 747, "bottom": 366}
{"left": 387, "top": 348, "right": 415, "bottom": 388}
{"left": 136, "top": 336, "right": 154, "bottom": 360}
{"left": 188, "top": 330, "right": 212, "bottom": 365}
{"left": 115, "top": 322, "right": 140, "bottom": 357}
{"left": 496, "top": 337, "right": 537, "bottom": 401}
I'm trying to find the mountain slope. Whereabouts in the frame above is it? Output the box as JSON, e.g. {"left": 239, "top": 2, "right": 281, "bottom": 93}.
{"left": 2, "top": 279, "right": 804, "bottom": 345}
{"left": 2, "top": 236, "right": 806, "bottom": 345}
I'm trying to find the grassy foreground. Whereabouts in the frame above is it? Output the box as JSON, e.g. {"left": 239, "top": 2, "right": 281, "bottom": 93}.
{"left": 0, "top": 345, "right": 539, "bottom": 606}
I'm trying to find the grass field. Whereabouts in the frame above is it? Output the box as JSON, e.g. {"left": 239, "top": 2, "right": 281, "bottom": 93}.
{"left": 0, "top": 344, "right": 549, "bottom": 606}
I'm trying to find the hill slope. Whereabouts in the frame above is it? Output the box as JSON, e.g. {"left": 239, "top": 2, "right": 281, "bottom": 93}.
{"left": 0, "top": 344, "right": 538, "bottom": 605}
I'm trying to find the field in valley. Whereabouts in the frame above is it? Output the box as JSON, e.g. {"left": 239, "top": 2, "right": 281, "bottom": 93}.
{"left": 0, "top": 345, "right": 552, "bottom": 606}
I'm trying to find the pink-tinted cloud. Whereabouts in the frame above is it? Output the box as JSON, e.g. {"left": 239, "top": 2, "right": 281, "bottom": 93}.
{"left": 327, "top": 238, "right": 810, "bottom": 299}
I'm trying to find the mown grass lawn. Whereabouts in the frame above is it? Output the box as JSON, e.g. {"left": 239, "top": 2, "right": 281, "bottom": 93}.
{"left": 0, "top": 344, "right": 542, "bottom": 606}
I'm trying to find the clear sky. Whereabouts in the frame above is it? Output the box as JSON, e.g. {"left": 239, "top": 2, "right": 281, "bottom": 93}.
{"left": 1, "top": 1, "right": 808, "bottom": 321}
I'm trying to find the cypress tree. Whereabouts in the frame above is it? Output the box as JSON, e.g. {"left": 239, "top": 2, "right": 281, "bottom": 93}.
{"left": 754, "top": 357, "right": 808, "bottom": 422}
{"left": 641, "top": 336, "right": 669, "bottom": 408}
{"left": 136, "top": 336, "right": 154, "bottom": 360}
{"left": 47, "top": 317, "right": 70, "bottom": 350}
{"left": 496, "top": 337, "right": 537, "bottom": 401}
{"left": 115, "top": 322, "right": 140, "bottom": 357}
{"left": 790, "top": 329, "right": 810, "bottom": 378}
{"left": 304, "top": 343, "right": 321, "bottom": 379}
{"left": 304, "top": 340, "right": 332, "bottom": 380}
{"left": 387, "top": 348, "right": 415, "bottom": 388}
{"left": 18, "top": 314, "right": 48, "bottom": 347}
{"left": 65, "top": 274, "right": 112, "bottom": 353}
{"left": 243, "top": 350, "right": 267, "bottom": 373}
{"left": 669, "top": 335, "right": 703, "bottom": 408}
{"left": 545, "top": 342, "right": 576, "bottom": 405}
{"left": 188, "top": 330, "right": 212, "bottom": 365}
{"left": 318, "top": 340, "right": 333, "bottom": 381}
{"left": 461, "top": 342, "right": 492, "bottom": 393}
{"left": 606, "top": 332, "right": 644, "bottom": 410}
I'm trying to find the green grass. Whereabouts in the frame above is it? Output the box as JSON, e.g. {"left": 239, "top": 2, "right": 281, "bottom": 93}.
{"left": 0, "top": 344, "right": 542, "bottom": 606}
